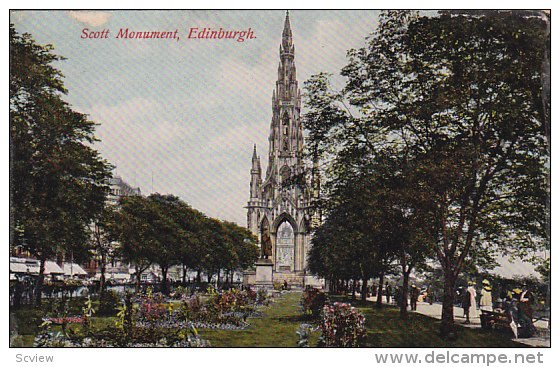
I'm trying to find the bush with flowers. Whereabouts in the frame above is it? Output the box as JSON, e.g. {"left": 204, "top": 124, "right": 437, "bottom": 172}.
{"left": 319, "top": 302, "right": 366, "bottom": 347}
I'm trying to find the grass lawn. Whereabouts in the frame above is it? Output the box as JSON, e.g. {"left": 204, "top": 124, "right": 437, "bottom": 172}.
{"left": 199, "top": 291, "right": 316, "bottom": 347}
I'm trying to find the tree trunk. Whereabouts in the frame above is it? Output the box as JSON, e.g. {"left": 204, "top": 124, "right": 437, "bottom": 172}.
{"left": 376, "top": 271, "right": 385, "bottom": 308}
{"left": 135, "top": 265, "right": 141, "bottom": 293}
{"left": 182, "top": 264, "right": 187, "bottom": 285}
{"left": 361, "top": 278, "right": 368, "bottom": 302}
{"left": 34, "top": 257, "right": 46, "bottom": 306}
{"left": 161, "top": 266, "right": 168, "bottom": 295}
{"left": 99, "top": 253, "right": 107, "bottom": 293}
{"left": 217, "top": 269, "right": 221, "bottom": 287}
{"left": 440, "top": 267, "right": 457, "bottom": 338}
{"left": 351, "top": 280, "right": 356, "bottom": 300}
{"left": 196, "top": 269, "right": 201, "bottom": 283}
{"left": 400, "top": 270, "right": 410, "bottom": 320}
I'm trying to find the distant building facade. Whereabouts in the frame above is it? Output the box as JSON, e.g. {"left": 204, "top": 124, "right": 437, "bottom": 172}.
{"left": 106, "top": 176, "right": 141, "bottom": 205}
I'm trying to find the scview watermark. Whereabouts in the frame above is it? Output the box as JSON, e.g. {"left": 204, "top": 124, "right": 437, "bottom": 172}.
{"left": 15, "top": 354, "right": 54, "bottom": 363}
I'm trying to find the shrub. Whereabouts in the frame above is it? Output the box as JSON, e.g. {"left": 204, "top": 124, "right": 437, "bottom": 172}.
{"left": 256, "top": 288, "right": 268, "bottom": 305}
{"left": 319, "top": 302, "right": 366, "bottom": 347}
{"left": 246, "top": 288, "right": 257, "bottom": 302}
{"left": 302, "top": 288, "right": 327, "bottom": 318}
{"left": 179, "top": 295, "right": 205, "bottom": 321}
{"left": 171, "top": 285, "right": 188, "bottom": 299}
{"left": 97, "top": 290, "right": 120, "bottom": 316}
{"left": 136, "top": 294, "right": 168, "bottom": 324}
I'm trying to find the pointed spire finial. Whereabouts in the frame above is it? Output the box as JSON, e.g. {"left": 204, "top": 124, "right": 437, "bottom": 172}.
{"left": 283, "top": 10, "right": 292, "bottom": 38}
{"left": 253, "top": 143, "right": 257, "bottom": 158}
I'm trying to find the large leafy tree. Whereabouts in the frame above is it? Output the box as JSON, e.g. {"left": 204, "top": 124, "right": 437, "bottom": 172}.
{"left": 402, "top": 11, "right": 549, "bottom": 336}
{"left": 304, "top": 11, "right": 548, "bottom": 336}
{"left": 146, "top": 194, "right": 185, "bottom": 295}
{"left": 10, "top": 25, "right": 112, "bottom": 304}
{"left": 151, "top": 195, "right": 206, "bottom": 285}
{"left": 222, "top": 221, "right": 259, "bottom": 282}
{"left": 112, "top": 196, "right": 160, "bottom": 291}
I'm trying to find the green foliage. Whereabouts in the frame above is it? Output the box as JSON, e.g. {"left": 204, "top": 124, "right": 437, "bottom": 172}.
{"left": 10, "top": 25, "right": 112, "bottom": 303}
{"left": 303, "top": 10, "right": 549, "bottom": 336}
{"left": 110, "top": 194, "right": 259, "bottom": 291}
{"left": 97, "top": 290, "right": 120, "bottom": 316}
{"left": 301, "top": 288, "right": 327, "bottom": 318}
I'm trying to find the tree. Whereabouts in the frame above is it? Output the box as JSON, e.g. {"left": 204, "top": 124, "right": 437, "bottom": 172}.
{"left": 222, "top": 221, "right": 259, "bottom": 282}
{"left": 303, "top": 11, "right": 548, "bottom": 335}
{"left": 402, "top": 11, "right": 549, "bottom": 336}
{"left": 111, "top": 196, "right": 159, "bottom": 292}
{"left": 10, "top": 25, "right": 112, "bottom": 305}
{"left": 89, "top": 206, "right": 119, "bottom": 292}
{"left": 154, "top": 196, "right": 206, "bottom": 285}
{"left": 147, "top": 194, "right": 184, "bottom": 295}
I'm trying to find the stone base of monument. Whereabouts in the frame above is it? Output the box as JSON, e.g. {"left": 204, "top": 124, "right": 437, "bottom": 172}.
{"left": 255, "top": 258, "right": 274, "bottom": 288}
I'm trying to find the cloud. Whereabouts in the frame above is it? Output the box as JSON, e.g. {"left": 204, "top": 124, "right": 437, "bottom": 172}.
{"left": 67, "top": 11, "right": 111, "bottom": 27}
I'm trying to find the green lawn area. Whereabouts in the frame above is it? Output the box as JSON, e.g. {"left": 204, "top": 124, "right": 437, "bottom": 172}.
{"left": 340, "top": 298, "right": 524, "bottom": 348}
{"left": 10, "top": 291, "right": 524, "bottom": 348}
{"left": 199, "top": 291, "right": 316, "bottom": 347}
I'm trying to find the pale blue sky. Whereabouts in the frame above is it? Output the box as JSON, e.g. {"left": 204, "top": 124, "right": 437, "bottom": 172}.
{"left": 10, "top": 10, "right": 381, "bottom": 225}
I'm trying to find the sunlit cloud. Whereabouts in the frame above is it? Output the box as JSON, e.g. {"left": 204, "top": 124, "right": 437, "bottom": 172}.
{"left": 67, "top": 11, "right": 111, "bottom": 27}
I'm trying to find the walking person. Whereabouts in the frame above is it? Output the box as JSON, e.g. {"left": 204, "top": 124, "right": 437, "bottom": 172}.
{"left": 480, "top": 279, "right": 493, "bottom": 312}
{"left": 410, "top": 285, "right": 419, "bottom": 311}
{"left": 467, "top": 281, "right": 479, "bottom": 321}
{"left": 426, "top": 285, "right": 433, "bottom": 305}
{"left": 385, "top": 284, "right": 392, "bottom": 304}
{"left": 462, "top": 287, "right": 472, "bottom": 324}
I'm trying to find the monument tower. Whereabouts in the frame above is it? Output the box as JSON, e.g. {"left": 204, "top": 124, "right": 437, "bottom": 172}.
{"left": 246, "top": 12, "right": 318, "bottom": 286}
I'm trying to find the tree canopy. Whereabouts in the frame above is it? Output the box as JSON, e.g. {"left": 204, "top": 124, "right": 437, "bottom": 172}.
{"left": 10, "top": 25, "right": 113, "bottom": 304}
{"left": 303, "top": 10, "right": 549, "bottom": 334}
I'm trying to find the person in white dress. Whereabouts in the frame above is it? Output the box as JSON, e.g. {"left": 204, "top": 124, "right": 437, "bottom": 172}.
{"left": 467, "top": 281, "right": 479, "bottom": 320}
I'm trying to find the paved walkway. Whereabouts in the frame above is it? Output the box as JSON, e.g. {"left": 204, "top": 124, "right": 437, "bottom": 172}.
{"left": 366, "top": 296, "right": 550, "bottom": 347}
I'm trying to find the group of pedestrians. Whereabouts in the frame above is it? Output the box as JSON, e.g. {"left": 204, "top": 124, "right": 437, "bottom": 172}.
{"left": 460, "top": 279, "right": 537, "bottom": 337}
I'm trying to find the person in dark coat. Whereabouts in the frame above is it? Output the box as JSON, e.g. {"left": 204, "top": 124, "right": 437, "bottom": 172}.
{"left": 385, "top": 284, "right": 392, "bottom": 304}
{"left": 462, "top": 287, "right": 472, "bottom": 324}
{"left": 426, "top": 285, "right": 433, "bottom": 305}
{"left": 410, "top": 285, "right": 420, "bottom": 311}
{"left": 518, "top": 284, "right": 536, "bottom": 337}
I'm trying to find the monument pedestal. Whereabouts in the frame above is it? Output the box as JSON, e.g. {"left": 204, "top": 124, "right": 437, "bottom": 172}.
{"left": 255, "top": 258, "right": 274, "bottom": 288}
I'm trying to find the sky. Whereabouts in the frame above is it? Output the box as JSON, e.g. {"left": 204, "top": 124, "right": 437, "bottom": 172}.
{"left": 9, "top": 9, "right": 543, "bottom": 278}
{"left": 10, "top": 10, "right": 381, "bottom": 226}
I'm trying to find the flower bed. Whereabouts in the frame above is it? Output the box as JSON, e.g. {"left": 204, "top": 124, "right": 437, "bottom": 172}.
{"left": 43, "top": 316, "right": 84, "bottom": 325}
{"left": 32, "top": 287, "right": 272, "bottom": 347}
